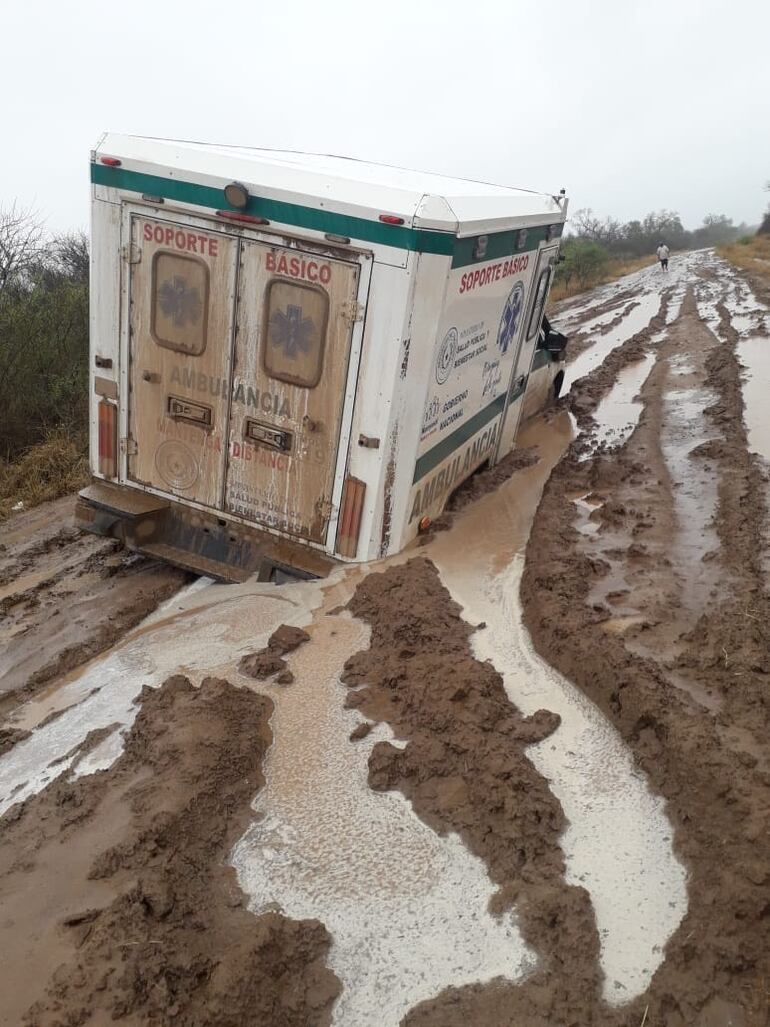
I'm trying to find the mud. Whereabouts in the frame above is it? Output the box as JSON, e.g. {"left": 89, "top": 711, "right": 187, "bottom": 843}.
{"left": 341, "top": 557, "right": 605, "bottom": 1025}
{"left": 0, "top": 675, "right": 340, "bottom": 1026}
{"left": 1, "top": 250, "right": 768, "bottom": 1026}
{"left": 239, "top": 623, "right": 311, "bottom": 680}
{"left": 564, "top": 298, "right": 642, "bottom": 361}
{"left": 0, "top": 495, "right": 190, "bottom": 712}
{"left": 521, "top": 262, "right": 770, "bottom": 1024}
{"left": 567, "top": 287, "right": 672, "bottom": 427}
{"left": 0, "top": 724, "right": 30, "bottom": 755}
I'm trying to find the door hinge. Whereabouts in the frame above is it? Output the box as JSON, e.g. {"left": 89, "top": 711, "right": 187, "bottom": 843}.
{"left": 122, "top": 243, "right": 142, "bottom": 264}
{"left": 120, "top": 436, "right": 138, "bottom": 456}
{"left": 341, "top": 300, "right": 365, "bottom": 325}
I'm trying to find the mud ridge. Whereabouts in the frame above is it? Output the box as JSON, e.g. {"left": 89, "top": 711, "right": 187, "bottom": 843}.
{"left": 342, "top": 557, "right": 605, "bottom": 1026}
{"left": 553, "top": 286, "right": 638, "bottom": 328}
{"left": 0, "top": 675, "right": 340, "bottom": 1026}
{"left": 566, "top": 298, "right": 642, "bottom": 361}
{"left": 239, "top": 623, "right": 311, "bottom": 682}
{"left": 676, "top": 299, "right": 770, "bottom": 738}
{"left": 568, "top": 287, "right": 673, "bottom": 430}
{"left": 521, "top": 283, "right": 770, "bottom": 1023}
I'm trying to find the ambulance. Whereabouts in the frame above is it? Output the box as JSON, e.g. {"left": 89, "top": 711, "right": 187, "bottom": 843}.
{"left": 77, "top": 134, "right": 568, "bottom": 581}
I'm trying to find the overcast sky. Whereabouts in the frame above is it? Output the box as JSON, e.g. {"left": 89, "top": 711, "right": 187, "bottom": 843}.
{"left": 4, "top": 0, "right": 769, "bottom": 233}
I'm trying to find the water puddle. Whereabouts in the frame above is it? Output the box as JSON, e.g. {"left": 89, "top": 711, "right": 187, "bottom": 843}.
{"left": 661, "top": 385, "right": 722, "bottom": 609}
{"left": 562, "top": 292, "right": 661, "bottom": 394}
{"left": 0, "top": 548, "right": 539, "bottom": 1026}
{"left": 0, "top": 403, "right": 691, "bottom": 1017}
{"left": 738, "top": 336, "right": 770, "bottom": 462}
{"left": 600, "top": 614, "right": 649, "bottom": 634}
{"left": 0, "top": 575, "right": 327, "bottom": 814}
{"left": 563, "top": 299, "right": 638, "bottom": 339}
{"left": 429, "top": 474, "right": 688, "bottom": 1005}
{"left": 573, "top": 495, "right": 602, "bottom": 537}
{"left": 588, "top": 352, "right": 656, "bottom": 454}
{"left": 669, "top": 353, "right": 696, "bottom": 377}
{"left": 232, "top": 600, "right": 535, "bottom": 1026}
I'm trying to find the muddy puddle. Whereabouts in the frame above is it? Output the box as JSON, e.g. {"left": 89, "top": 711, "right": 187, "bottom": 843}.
{"left": 587, "top": 352, "right": 656, "bottom": 455}
{"left": 738, "top": 336, "right": 770, "bottom": 462}
{"left": 232, "top": 597, "right": 535, "bottom": 1026}
{"left": 0, "top": 409, "right": 692, "bottom": 1020}
{"left": 562, "top": 292, "right": 661, "bottom": 395}
{"left": 428, "top": 414, "right": 688, "bottom": 1005}
{"left": 0, "top": 560, "right": 537, "bottom": 1025}
{"left": 661, "top": 381, "right": 725, "bottom": 621}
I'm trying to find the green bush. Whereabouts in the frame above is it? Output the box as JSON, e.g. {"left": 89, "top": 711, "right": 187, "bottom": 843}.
{"left": 0, "top": 216, "right": 89, "bottom": 461}
{"left": 554, "top": 238, "right": 611, "bottom": 291}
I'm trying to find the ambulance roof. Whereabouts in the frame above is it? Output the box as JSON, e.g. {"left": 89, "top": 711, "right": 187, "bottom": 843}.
{"left": 94, "top": 133, "right": 566, "bottom": 238}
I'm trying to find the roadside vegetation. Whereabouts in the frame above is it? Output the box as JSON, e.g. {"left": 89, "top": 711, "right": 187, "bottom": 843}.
{"left": 552, "top": 208, "right": 752, "bottom": 301}
{"left": 716, "top": 183, "right": 770, "bottom": 293}
{"left": 0, "top": 205, "right": 89, "bottom": 517}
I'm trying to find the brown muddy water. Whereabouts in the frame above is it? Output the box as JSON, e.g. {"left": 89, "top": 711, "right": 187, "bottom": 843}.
{"left": 0, "top": 423, "right": 690, "bottom": 1021}
{"left": 429, "top": 414, "right": 687, "bottom": 1006}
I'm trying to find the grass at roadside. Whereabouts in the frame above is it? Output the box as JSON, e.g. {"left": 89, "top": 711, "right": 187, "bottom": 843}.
{"left": 549, "top": 253, "right": 656, "bottom": 303}
{"left": 716, "top": 235, "right": 770, "bottom": 286}
{"left": 0, "top": 432, "right": 88, "bottom": 520}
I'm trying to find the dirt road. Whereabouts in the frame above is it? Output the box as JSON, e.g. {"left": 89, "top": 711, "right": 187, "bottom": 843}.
{"left": 0, "top": 249, "right": 767, "bottom": 1026}
{"left": 0, "top": 495, "right": 190, "bottom": 729}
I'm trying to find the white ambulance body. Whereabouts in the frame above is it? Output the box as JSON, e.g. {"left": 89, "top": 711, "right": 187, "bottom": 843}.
{"left": 78, "top": 134, "right": 567, "bottom": 580}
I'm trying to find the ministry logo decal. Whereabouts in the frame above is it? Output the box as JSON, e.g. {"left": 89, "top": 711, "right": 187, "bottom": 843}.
{"left": 497, "top": 282, "right": 525, "bottom": 355}
{"left": 435, "top": 327, "right": 458, "bottom": 385}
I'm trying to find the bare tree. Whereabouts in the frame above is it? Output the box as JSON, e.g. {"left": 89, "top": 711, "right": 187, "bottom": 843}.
{"left": 0, "top": 203, "right": 46, "bottom": 294}
{"left": 569, "top": 208, "right": 605, "bottom": 240}
{"left": 51, "top": 231, "right": 89, "bottom": 283}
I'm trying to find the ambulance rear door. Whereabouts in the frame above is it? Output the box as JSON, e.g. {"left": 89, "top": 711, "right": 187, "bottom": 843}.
{"left": 125, "top": 214, "right": 237, "bottom": 507}
{"left": 224, "top": 241, "right": 363, "bottom": 545}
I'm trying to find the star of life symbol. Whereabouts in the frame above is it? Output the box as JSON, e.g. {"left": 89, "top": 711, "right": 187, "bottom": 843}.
{"left": 269, "top": 304, "right": 317, "bottom": 359}
{"left": 158, "top": 276, "right": 202, "bottom": 327}
{"left": 497, "top": 282, "right": 525, "bottom": 355}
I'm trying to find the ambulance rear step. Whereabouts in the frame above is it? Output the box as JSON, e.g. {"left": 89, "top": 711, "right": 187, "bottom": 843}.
{"left": 75, "top": 480, "right": 337, "bottom": 584}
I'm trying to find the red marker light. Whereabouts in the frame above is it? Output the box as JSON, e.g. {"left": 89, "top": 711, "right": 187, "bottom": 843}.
{"left": 98, "top": 400, "right": 117, "bottom": 478}
{"left": 379, "top": 214, "right": 405, "bottom": 225}
{"left": 215, "top": 210, "right": 269, "bottom": 225}
{"left": 99, "top": 157, "right": 122, "bottom": 167}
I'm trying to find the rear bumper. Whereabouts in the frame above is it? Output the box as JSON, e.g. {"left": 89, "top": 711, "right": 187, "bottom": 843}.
{"left": 75, "top": 480, "right": 337, "bottom": 583}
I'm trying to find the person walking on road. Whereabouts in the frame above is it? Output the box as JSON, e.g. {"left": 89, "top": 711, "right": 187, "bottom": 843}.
{"left": 656, "top": 242, "right": 670, "bottom": 271}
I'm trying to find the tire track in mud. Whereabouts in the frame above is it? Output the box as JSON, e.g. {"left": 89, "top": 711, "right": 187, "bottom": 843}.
{"left": 562, "top": 298, "right": 642, "bottom": 362}
{"left": 679, "top": 299, "right": 770, "bottom": 748}
{"left": 0, "top": 497, "right": 191, "bottom": 719}
{"left": 0, "top": 676, "right": 341, "bottom": 1026}
{"left": 522, "top": 265, "right": 770, "bottom": 1025}
{"left": 553, "top": 285, "right": 639, "bottom": 331}
{"left": 341, "top": 557, "right": 603, "bottom": 1026}
{"left": 566, "top": 286, "right": 673, "bottom": 433}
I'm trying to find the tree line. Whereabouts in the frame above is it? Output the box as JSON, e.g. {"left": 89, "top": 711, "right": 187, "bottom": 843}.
{"left": 0, "top": 205, "right": 89, "bottom": 460}
{"left": 554, "top": 208, "right": 756, "bottom": 292}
